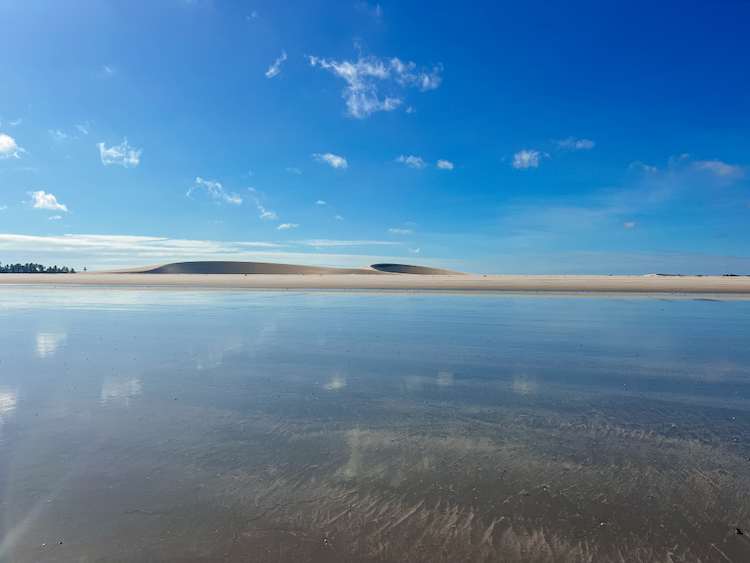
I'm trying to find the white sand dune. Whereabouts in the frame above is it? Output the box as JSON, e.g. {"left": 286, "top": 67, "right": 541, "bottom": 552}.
{"left": 121, "top": 260, "right": 381, "bottom": 275}
{"left": 370, "top": 263, "right": 463, "bottom": 275}
{"left": 109, "top": 261, "right": 464, "bottom": 276}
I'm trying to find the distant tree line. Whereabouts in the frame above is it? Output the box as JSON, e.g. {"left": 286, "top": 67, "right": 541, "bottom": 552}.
{"left": 0, "top": 262, "right": 77, "bottom": 273}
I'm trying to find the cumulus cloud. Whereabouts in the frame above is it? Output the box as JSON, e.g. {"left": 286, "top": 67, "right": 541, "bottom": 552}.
{"left": 0, "top": 133, "right": 24, "bottom": 159}
{"left": 692, "top": 159, "right": 744, "bottom": 179}
{"left": 436, "top": 159, "right": 454, "bottom": 170}
{"left": 313, "top": 152, "right": 348, "bottom": 169}
{"left": 396, "top": 154, "right": 426, "bottom": 169}
{"left": 512, "top": 149, "right": 543, "bottom": 169}
{"left": 265, "top": 51, "right": 287, "bottom": 78}
{"left": 30, "top": 190, "right": 68, "bottom": 212}
{"left": 277, "top": 223, "right": 299, "bottom": 230}
{"left": 388, "top": 227, "right": 413, "bottom": 235}
{"left": 186, "top": 177, "right": 242, "bottom": 205}
{"left": 97, "top": 139, "right": 141, "bottom": 168}
{"left": 557, "top": 137, "right": 595, "bottom": 150}
{"left": 308, "top": 54, "right": 442, "bottom": 118}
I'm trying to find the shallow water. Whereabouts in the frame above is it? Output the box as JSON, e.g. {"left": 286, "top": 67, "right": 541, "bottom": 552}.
{"left": 1, "top": 288, "right": 749, "bottom": 562}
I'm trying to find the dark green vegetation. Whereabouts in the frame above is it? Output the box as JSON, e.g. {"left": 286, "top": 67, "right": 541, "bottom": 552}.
{"left": 0, "top": 262, "right": 76, "bottom": 273}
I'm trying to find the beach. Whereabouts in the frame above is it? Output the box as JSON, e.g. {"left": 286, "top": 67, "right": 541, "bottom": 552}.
{"left": 2, "top": 272, "right": 750, "bottom": 294}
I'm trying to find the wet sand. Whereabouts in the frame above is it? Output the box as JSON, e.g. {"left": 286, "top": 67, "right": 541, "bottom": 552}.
{"left": 1, "top": 289, "right": 750, "bottom": 562}
{"left": 2, "top": 272, "right": 750, "bottom": 293}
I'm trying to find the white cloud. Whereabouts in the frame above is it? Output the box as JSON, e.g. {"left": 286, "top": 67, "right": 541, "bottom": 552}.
{"left": 265, "top": 50, "right": 287, "bottom": 78}
{"left": 97, "top": 139, "right": 141, "bottom": 168}
{"left": 30, "top": 190, "right": 68, "bottom": 212}
{"left": 557, "top": 137, "right": 595, "bottom": 150}
{"left": 334, "top": 214, "right": 344, "bottom": 221}
{"left": 186, "top": 177, "right": 242, "bottom": 205}
{"left": 286, "top": 167, "right": 302, "bottom": 175}
{"left": 436, "top": 159, "right": 454, "bottom": 170}
{"left": 0, "top": 205, "right": 8, "bottom": 211}
{"left": 630, "top": 161, "right": 658, "bottom": 173}
{"left": 512, "top": 149, "right": 542, "bottom": 170}
{"left": 693, "top": 159, "right": 744, "bottom": 179}
{"left": 315, "top": 200, "right": 327, "bottom": 205}
{"left": 277, "top": 223, "right": 299, "bottom": 230}
{"left": 308, "top": 54, "right": 442, "bottom": 118}
{"left": 313, "top": 152, "right": 348, "bottom": 169}
{"left": 246, "top": 188, "right": 278, "bottom": 220}
{"left": 388, "top": 227, "right": 413, "bottom": 235}
{"left": 49, "top": 129, "right": 71, "bottom": 141}
{"left": 409, "top": 247, "right": 421, "bottom": 254}
{"left": 396, "top": 154, "right": 426, "bottom": 169}
{"left": 48, "top": 215, "right": 63, "bottom": 221}
{"left": 76, "top": 122, "right": 91, "bottom": 135}
{"left": 0, "top": 133, "right": 24, "bottom": 159}
{"left": 102, "top": 65, "right": 115, "bottom": 76}
{"left": 623, "top": 221, "right": 636, "bottom": 229}
{"left": 0, "top": 233, "right": 418, "bottom": 271}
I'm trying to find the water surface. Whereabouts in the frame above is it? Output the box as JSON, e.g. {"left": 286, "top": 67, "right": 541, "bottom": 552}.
{"left": 1, "top": 289, "right": 749, "bottom": 562}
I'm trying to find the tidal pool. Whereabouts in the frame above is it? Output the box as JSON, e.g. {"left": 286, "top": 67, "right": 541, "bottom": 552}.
{"left": 1, "top": 288, "right": 749, "bottom": 562}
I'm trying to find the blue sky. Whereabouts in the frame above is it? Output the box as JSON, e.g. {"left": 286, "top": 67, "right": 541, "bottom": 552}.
{"left": 1, "top": 0, "right": 748, "bottom": 273}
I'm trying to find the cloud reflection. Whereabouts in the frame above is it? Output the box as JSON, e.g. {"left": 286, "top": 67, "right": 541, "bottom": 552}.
{"left": 100, "top": 378, "right": 142, "bottom": 407}
{"left": 35, "top": 332, "right": 67, "bottom": 358}
{"left": 324, "top": 374, "right": 347, "bottom": 391}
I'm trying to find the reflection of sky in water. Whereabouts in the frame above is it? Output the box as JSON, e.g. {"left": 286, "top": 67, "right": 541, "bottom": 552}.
{"left": 0, "top": 389, "right": 17, "bottom": 415}
{"left": 0, "top": 288, "right": 749, "bottom": 562}
{"left": 100, "top": 378, "right": 142, "bottom": 407}
{"left": 35, "top": 332, "right": 66, "bottom": 358}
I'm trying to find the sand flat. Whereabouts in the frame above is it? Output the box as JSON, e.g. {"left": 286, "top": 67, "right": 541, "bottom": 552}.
{"left": 2, "top": 272, "right": 750, "bottom": 293}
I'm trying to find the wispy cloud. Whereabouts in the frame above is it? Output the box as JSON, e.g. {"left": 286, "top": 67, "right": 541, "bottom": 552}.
{"left": 286, "top": 167, "right": 302, "bottom": 175}
{"left": 75, "top": 122, "right": 91, "bottom": 136}
{"left": 436, "top": 159, "right": 454, "bottom": 170}
{"left": 623, "top": 221, "right": 636, "bottom": 229}
{"left": 49, "top": 129, "right": 72, "bottom": 141}
{"left": 315, "top": 200, "right": 327, "bottom": 205}
{"left": 265, "top": 50, "right": 287, "bottom": 78}
{"left": 557, "top": 137, "right": 595, "bottom": 150}
{"left": 277, "top": 223, "right": 299, "bottom": 230}
{"left": 97, "top": 139, "right": 141, "bottom": 168}
{"left": 102, "top": 65, "right": 115, "bottom": 77}
{"left": 396, "top": 154, "right": 426, "bottom": 169}
{"left": 0, "top": 133, "right": 25, "bottom": 159}
{"left": 308, "top": 54, "right": 442, "bottom": 118}
{"left": 48, "top": 215, "right": 63, "bottom": 221}
{"left": 692, "top": 159, "right": 744, "bottom": 179}
{"left": 313, "top": 152, "right": 348, "bottom": 169}
{"left": 334, "top": 214, "right": 344, "bottom": 221}
{"left": 512, "top": 149, "right": 543, "bottom": 169}
{"left": 388, "top": 227, "right": 413, "bottom": 235}
{"left": 0, "top": 233, "right": 416, "bottom": 270}
{"left": 186, "top": 177, "right": 242, "bottom": 205}
{"left": 30, "top": 190, "right": 68, "bottom": 212}
{"left": 246, "top": 188, "right": 278, "bottom": 220}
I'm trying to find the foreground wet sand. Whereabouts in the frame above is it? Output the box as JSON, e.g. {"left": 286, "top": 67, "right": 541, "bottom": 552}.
{"left": 1, "top": 289, "right": 749, "bottom": 562}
